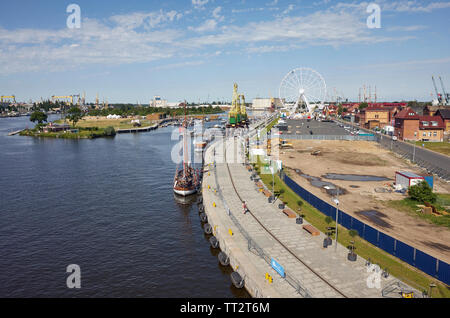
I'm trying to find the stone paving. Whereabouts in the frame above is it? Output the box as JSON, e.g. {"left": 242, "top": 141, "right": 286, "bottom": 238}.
{"left": 202, "top": 134, "right": 419, "bottom": 298}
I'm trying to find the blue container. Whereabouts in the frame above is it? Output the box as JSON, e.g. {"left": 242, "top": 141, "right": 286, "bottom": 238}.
{"left": 422, "top": 175, "right": 434, "bottom": 189}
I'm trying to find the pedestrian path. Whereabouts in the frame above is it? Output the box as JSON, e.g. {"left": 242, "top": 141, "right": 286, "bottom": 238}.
{"left": 204, "top": 136, "right": 419, "bottom": 298}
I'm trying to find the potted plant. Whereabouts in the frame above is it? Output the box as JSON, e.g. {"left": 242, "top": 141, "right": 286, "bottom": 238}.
{"left": 347, "top": 229, "right": 359, "bottom": 261}
{"left": 323, "top": 216, "right": 335, "bottom": 247}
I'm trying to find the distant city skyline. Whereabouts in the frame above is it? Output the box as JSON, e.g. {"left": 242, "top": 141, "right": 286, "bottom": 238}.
{"left": 0, "top": 0, "right": 449, "bottom": 103}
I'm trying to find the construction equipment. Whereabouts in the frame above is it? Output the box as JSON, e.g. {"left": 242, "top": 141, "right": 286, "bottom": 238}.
{"left": 279, "top": 139, "right": 293, "bottom": 149}
{"left": 239, "top": 93, "right": 248, "bottom": 126}
{"left": 1, "top": 95, "right": 16, "bottom": 103}
{"left": 52, "top": 95, "right": 74, "bottom": 105}
{"left": 432, "top": 76, "right": 445, "bottom": 105}
{"left": 72, "top": 94, "right": 81, "bottom": 106}
{"left": 439, "top": 76, "right": 450, "bottom": 106}
{"left": 227, "top": 83, "right": 248, "bottom": 128}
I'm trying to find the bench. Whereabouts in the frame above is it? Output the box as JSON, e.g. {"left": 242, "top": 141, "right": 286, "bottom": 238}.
{"left": 303, "top": 225, "right": 320, "bottom": 236}
{"left": 262, "top": 190, "right": 272, "bottom": 198}
{"left": 282, "top": 208, "right": 297, "bottom": 219}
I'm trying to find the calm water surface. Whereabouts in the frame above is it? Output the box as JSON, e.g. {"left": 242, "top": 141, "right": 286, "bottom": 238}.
{"left": 0, "top": 116, "right": 249, "bottom": 298}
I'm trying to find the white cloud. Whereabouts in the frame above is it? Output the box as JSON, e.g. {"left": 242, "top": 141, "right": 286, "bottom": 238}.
{"left": 189, "top": 19, "right": 218, "bottom": 32}
{"left": 192, "top": 0, "right": 210, "bottom": 9}
{"left": 387, "top": 25, "right": 428, "bottom": 32}
{"left": 109, "top": 10, "right": 180, "bottom": 30}
{"left": 152, "top": 60, "right": 205, "bottom": 70}
{"left": 0, "top": 3, "right": 424, "bottom": 75}
{"left": 382, "top": 1, "right": 450, "bottom": 13}
{"left": 212, "top": 6, "right": 224, "bottom": 21}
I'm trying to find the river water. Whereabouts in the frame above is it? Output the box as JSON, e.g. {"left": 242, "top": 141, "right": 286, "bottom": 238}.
{"left": 0, "top": 115, "right": 249, "bottom": 298}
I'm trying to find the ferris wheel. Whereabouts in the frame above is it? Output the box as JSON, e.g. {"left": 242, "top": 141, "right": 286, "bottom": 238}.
{"left": 279, "top": 68, "right": 327, "bottom": 117}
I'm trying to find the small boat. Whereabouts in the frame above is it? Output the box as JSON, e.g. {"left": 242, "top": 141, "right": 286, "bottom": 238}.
{"left": 173, "top": 166, "right": 199, "bottom": 196}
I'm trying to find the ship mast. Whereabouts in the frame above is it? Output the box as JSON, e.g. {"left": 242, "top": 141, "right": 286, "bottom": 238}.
{"left": 183, "top": 101, "right": 188, "bottom": 178}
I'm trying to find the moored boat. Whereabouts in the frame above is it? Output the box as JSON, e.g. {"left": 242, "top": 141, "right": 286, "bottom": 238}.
{"left": 173, "top": 102, "right": 200, "bottom": 197}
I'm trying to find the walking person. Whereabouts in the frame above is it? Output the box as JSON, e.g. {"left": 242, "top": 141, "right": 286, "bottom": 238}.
{"left": 242, "top": 201, "right": 248, "bottom": 214}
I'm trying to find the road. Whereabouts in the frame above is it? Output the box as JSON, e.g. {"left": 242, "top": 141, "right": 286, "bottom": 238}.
{"left": 338, "top": 119, "right": 450, "bottom": 181}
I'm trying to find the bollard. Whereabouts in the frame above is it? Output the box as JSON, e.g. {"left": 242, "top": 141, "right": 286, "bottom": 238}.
{"left": 213, "top": 202, "right": 216, "bottom": 207}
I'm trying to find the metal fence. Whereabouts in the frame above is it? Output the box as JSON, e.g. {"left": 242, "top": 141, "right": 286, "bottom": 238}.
{"left": 283, "top": 174, "right": 450, "bottom": 286}
{"left": 375, "top": 136, "right": 450, "bottom": 181}
{"left": 282, "top": 134, "right": 377, "bottom": 141}
{"left": 209, "top": 143, "right": 312, "bottom": 297}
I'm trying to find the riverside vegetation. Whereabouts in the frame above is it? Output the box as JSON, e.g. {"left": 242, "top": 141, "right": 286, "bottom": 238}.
{"left": 21, "top": 109, "right": 116, "bottom": 139}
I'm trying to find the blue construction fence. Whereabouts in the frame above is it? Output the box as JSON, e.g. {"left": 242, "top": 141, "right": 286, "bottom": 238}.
{"left": 283, "top": 174, "right": 450, "bottom": 286}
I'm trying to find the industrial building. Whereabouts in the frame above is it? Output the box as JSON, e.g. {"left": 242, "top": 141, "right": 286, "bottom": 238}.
{"left": 251, "top": 98, "right": 284, "bottom": 110}
{"left": 150, "top": 96, "right": 168, "bottom": 108}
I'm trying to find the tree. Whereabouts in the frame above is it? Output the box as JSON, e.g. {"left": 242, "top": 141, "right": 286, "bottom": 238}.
{"left": 358, "top": 102, "right": 369, "bottom": 110}
{"left": 30, "top": 111, "right": 47, "bottom": 125}
{"left": 408, "top": 181, "right": 436, "bottom": 204}
{"left": 337, "top": 104, "right": 343, "bottom": 115}
{"left": 67, "top": 107, "right": 83, "bottom": 127}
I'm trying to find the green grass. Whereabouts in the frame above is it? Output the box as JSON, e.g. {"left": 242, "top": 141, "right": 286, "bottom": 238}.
{"left": 410, "top": 141, "right": 450, "bottom": 156}
{"left": 20, "top": 126, "right": 115, "bottom": 139}
{"left": 387, "top": 196, "right": 450, "bottom": 229}
{"left": 252, "top": 158, "right": 450, "bottom": 298}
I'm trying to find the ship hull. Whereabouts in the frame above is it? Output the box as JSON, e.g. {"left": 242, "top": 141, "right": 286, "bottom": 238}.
{"left": 173, "top": 187, "right": 197, "bottom": 196}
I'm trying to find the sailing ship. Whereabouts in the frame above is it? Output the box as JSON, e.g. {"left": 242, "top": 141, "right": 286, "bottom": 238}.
{"left": 173, "top": 103, "right": 200, "bottom": 196}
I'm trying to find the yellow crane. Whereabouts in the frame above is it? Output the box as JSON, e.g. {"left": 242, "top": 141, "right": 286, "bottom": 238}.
{"left": 51, "top": 95, "right": 74, "bottom": 105}
{"left": 1, "top": 95, "right": 16, "bottom": 103}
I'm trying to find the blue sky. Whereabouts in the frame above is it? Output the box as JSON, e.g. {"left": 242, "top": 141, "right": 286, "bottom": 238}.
{"left": 0, "top": 0, "right": 449, "bottom": 103}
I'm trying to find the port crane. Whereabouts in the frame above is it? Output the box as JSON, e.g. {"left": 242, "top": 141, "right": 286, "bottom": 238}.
{"left": 1, "top": 95, "right": 16, "bottom": 103}
{"left": 439, "top": 76, "right": 450, "bottom": 106}
{"left": 432, "top": 76, "right": 446, "bottom": 105}
{"left": 52, "top": 95, "right": 74, "bottom": 105}
{"left": 227, "top": 83, "right": 248, "bottom": 128}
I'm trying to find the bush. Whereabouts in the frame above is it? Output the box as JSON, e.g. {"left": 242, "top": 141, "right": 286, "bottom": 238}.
{"left": 104, "top": 126, "right": 116, "bottom": 136}
{"left": 408, "top": 181, "right": 436, "bottom": 204}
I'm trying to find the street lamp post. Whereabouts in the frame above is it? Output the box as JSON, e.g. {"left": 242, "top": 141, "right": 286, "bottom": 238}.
{"left": 333, "top": 191, "right": 340, "bottom": 252}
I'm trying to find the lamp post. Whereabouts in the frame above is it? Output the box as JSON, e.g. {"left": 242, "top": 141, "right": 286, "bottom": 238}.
{"left": 333, "top": 193, "right": 340, "bottom": 252}
{"left": 270, "top": 164, "right": 275, "bottom": 201}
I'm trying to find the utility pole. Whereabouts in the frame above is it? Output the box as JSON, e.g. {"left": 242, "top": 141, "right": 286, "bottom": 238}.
{"left": 333, "top": 192, "right": 339, "bottom": 252}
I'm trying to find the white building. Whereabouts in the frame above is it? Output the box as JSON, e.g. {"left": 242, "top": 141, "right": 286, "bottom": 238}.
{"left": 251, "top": 98, "right": 284, "bottom": 110}
{"left": 151, "top": 96, "right": 167, "bottom": 108}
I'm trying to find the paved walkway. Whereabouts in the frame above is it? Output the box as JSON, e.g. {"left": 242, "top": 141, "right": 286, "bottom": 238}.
{"left": 202, "top": 134, "right": 419, "bottom": 298}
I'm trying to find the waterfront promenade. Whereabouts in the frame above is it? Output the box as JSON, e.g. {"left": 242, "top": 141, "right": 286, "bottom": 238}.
{"left": 201, "top": 133, "right": 419, "bottom": 298}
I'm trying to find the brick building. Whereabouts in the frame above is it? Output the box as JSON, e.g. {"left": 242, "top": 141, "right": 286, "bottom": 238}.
{"left": 357, "top": 106, "right": 402, "bottom": 129}
{"left": 394, "top": 108, "right": 445, "bottom": 141}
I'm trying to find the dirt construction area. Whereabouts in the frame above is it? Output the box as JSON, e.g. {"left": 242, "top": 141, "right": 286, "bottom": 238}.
{"left": 280, "top": 139, "right": 450, "bottom": 263}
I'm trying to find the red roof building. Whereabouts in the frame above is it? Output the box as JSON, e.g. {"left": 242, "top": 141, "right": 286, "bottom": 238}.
{"left": 394, "top": 108, "right": 444, "bottom": 141}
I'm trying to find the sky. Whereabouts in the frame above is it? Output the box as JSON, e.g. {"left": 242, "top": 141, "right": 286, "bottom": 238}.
{"left": 0, "top": 0, "right": 449, "bottom": 103}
